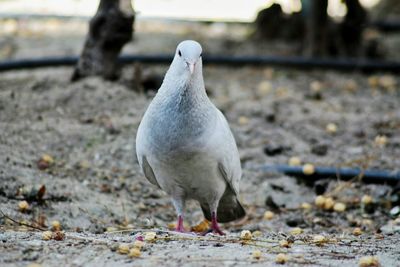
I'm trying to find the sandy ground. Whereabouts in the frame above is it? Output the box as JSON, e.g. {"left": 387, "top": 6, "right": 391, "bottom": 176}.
{"left": 0, "top": 19, "right": 400, "bottom": 267}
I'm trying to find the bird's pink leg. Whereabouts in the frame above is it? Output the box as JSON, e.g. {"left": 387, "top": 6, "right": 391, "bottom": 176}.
{"left": 176, "top": 215, "right": 185, "bottom": 232}
{"left": 202, "top": 212, "right": 225, "bottom": 235}
{"left": 211, "top": 212, "right": 225, "bottom": 235}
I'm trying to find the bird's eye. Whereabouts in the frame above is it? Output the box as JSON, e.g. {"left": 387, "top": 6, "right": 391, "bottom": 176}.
{"left": 199, "top": 53, "right": 202, "bottom": 58}
{"left": 178, "top": 50, "right": 182, "bottom": 57}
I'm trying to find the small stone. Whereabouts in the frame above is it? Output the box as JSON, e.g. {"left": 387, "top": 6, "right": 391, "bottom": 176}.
{"left": 311, "top": 143, "right": 328, "bottom": 156}
{"left": 52, "top": 231, "right": 65, "bottom": 241}
{"left": 252, "top": 250, "right": 262, "bottom": 260}
{"left": 286, "top": 217, "right": 305, "bottom": 227}
{"left": 301, "top": 203, "right": 312, "bottom": 210}
{"left": 265, "top": 113, "right": 276, "bottom": 123}
{"left": 128, "top": 248, "right": 141, "bottom": 258}
{"left": 144, "top": 232, "right": 157, "bottom": 242}
{"left": 265, "top": 195, "right": 280, "bottom": 210}
{"left": 275, "top": 86, "right": 288, "bottom": 98}
{"left": 361, "top": 195, "right": 373, "bottom": 205}
{"left": 361, "top": 219, "right": 373, "bottom": 227}
{"left": 354, "top": 130, "right": 366, "bottom": 138}
{"left": 275, "top": 253, "right": 288, "bottom": 264}
{"left": 51, "top": 220, "right": 61, "bottom": 231}
{"left": 344, "top": 80, "right": 358, "bottom": 92}
{"left": 263, "top": 144, "right": 287, "bottom": 156}
{"left": 374, "top": 135, "right": 388, "bottom": 147}
{"left": 323, "top": 197, "right": 335, "bottom": 210}
{"left": 353, "top": 227, "right": 363, "bottom": 236}
{"left": 18, "top": 200, "right": 29, "bottom": 212}
{"left": 191, "top": 219, "right": 210, "bottom": 233}
{"left": 37, "top": 154, "right": 54, "bottom": 170}
{"left": 315, "top": 196, "right": 326, "bottom": 208}
{"left": 302, "top": 164, "right": 315, "bottom": 175}
{"left": 326, "top": 123, "right": 338, "bottom": 134}
{"left": 368, "top": 76, "right": 379, "bottom": 88}
{"left": 240, "top": 230, "right": 252, "bottom": 240}
{"left": 238, "top": 116, "right": 249, "bottom": 125}
{"left": 289, "top": 227, "right": 303, "bottom": 235}
{"left": 359, "top": 256, "right": 380, "bottom": 267}
{"left": 313, "top": 235, "right": 327, "bottom": 245}
{"left": 252, "top": 230, "right": 262, "bottom": 237}
{"left": 263, "top": 211, "right": 274, "bottom": 220}
{"left": 257, "top": 81, "right": 272, "bottom": 96}
{"left": 310, "top": 81, "right": 323, "bottom": 92}
{"left": 263, "top": 68, "right": 274, "bottom": 79}
{"left": 117, "top": 244, "right": 130, "bottom": 254}
{"left": 137, "top": 202, "right": 147, "bottom": 210}
{"left": 333, "top": 202, "right": 346, "bottom": 212}
{"left": 42, "top": 231, "right": 53, "bottom": 241}
{"left": 288, "top": 156, "right": 301, "bottom": 166}
{"left": 314, "top": 180, "right": 329, "bottom": 195}
{"left": 279, "top": 240, "right": 290, "bottom": 248}
{"left": 79, "top": 160, "right": 91, "bottom": 169}
{"left": 133, "top": 240, "right": 145, "bottom": 249}
{"left": 167, "top": 222, "right": 176, "bottom": 230}
{"left": 106, "top": 227, "right": 118, "bottom": 232}
{"left": 379, "top": 75, "right": 396, "bottom": 89}
{"left": 390, "top": 206, "right": 400, "bottom": 216}
{"left": 41, "top": 154, "right": 54, "bottom": 164}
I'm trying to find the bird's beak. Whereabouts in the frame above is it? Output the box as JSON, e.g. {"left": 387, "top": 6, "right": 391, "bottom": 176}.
{"left": 187, "top": 62, "right": 195, "bottom": 75}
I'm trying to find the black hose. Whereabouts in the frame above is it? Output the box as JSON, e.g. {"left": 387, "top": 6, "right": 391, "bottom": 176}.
{"left": 1, "top": 55, "right": 400, "bottom": 72}
{"left": 370, "top": 20, "right": 400, "bottom": 33}
{"left": 259, "top": 164, "right": 400, "bottom": 185}
{"left": 0, "top": 57, "right": 78, "bottom": 70}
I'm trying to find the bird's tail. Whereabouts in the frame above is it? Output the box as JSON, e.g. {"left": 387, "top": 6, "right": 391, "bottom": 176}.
{"left": 201, "top": 190, "right": 246, "bottom": 223}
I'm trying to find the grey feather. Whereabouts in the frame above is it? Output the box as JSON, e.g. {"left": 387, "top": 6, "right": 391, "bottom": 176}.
{"left": 141, "top": 156, "right": 161, "bottom": 189}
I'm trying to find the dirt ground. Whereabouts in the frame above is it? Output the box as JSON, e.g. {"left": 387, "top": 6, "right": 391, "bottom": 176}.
{"left": 1, "top": 18, "right": 400, "bottom": 266}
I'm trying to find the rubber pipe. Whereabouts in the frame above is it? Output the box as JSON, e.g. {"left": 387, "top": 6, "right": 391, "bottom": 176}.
{"left": 1, "top": 55, "right": 400, "bottom": 72}
{"left": 259, "top": 164, "right": 400, "bottom": 185}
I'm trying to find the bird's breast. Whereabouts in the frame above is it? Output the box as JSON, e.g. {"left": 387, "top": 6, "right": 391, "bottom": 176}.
{"left": 145, "top": 106, "right": 214, "bottom": 155}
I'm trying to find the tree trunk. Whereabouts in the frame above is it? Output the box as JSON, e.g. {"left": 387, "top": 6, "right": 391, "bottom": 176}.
{"left": 340, "top": 0, "right": 367, "bottom": 57}
{"left": 71, "top": 0, "right": 134, "bottom": 81}
{"left": 305, "top": 0, "right": 328, "bottom": 57}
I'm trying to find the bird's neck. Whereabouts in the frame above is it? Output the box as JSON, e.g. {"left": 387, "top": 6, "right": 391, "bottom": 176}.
{"left": 159, "top": 69, "right": 210, "bottom": 111}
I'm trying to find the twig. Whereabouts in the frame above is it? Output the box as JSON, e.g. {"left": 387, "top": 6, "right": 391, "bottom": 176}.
{"left": 66, "top": 233, "right": 110, "bottom": 245}
{"left": 0, "top": 209, "right": 46, "bottom": 231}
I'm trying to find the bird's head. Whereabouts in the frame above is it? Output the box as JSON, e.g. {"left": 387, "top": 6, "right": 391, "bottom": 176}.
{"left": 173, "top": 40, "right": 203, "bottom": 77}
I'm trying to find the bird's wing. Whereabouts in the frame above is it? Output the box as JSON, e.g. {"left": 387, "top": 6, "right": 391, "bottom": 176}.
{"left": 212, "top": 109, "right": 242, "bottom": 196}
{"left": 141, "top": 155, "right": 161, "bottom": 189}
{"left": 136, "top": 115, "right": 162, "bottom": 189}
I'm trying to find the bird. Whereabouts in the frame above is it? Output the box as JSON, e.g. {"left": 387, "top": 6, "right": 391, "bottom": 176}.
{"left": 135, "top": 40, "right": 245, "bottom": 235}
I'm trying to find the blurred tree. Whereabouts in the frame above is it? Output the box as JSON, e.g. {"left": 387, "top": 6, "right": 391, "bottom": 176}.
{"left": 373, "top": 0, "right": 400, "bottom": 20}
{"left": 71, "top": 0, "right": 134, "bottom": 81}
{"left": 305, "top": 0, "right": 328, "bottom": 57}
{"left": 340, "top": 0, "right": 367, "bottom": 57}
{"left": 254, "top": 0, "right": 372, "bottom": 58}
{"left": 253, "top": 4, "right": 305, "bottom": 41}
{"left": 305, "top": 0, "right": 368, "bottom": 57}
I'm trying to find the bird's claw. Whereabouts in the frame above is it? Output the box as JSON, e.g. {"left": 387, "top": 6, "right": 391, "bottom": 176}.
{"left": 201, "top": 228, "right": 226, "bottom": 236}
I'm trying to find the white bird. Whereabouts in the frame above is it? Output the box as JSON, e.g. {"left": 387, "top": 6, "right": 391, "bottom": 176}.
{"left": 135, "top": 40, "right": 245, "bottom": 234}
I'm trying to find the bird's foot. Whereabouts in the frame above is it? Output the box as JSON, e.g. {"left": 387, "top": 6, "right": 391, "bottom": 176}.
{"left": 175, "top": 226, "right": 186, "bottom": 233}
{"left": 175, "top": 215, "right": 186, "bottom": 233}
{"left": 201, "top": 212, "right": 225, "bottom": 235}
{"left": 201, "top": 227, "right": 225, "bottom": 236}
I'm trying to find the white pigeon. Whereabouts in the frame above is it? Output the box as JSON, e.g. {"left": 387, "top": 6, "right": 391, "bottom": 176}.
{"left": 135, "top": 40, "right": 245, "bottom": 234}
